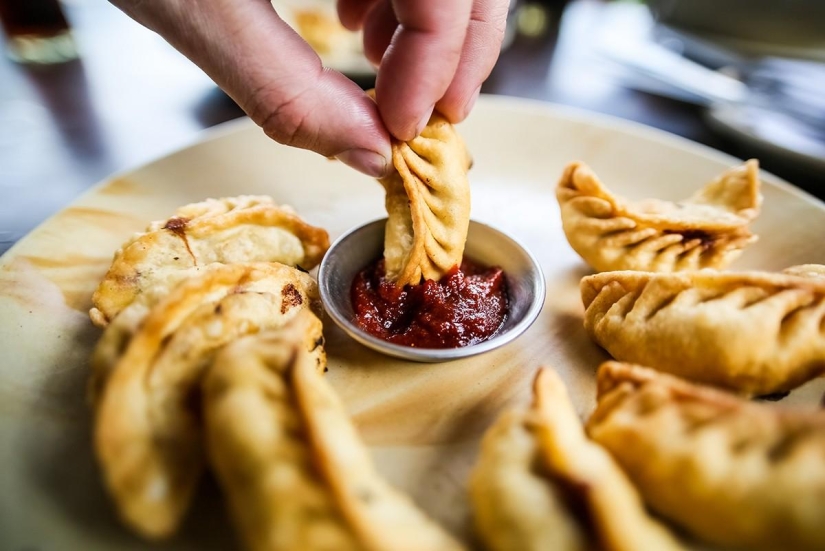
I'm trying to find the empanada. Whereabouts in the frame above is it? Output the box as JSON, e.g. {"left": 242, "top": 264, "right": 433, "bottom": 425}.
{"left": 581, "top": 265, "right": 825, "bottom": 395}
{"left": 94, "top": 262, "right": 322, "bottom": 539}
{"left": 380, "top": 113, "right": 472, "bottom": 286}
{"left": 90, "top": 195, "right": 329, "bottom": 327}
{"left": 588, "top": 361, "right": 825, "bottom": 551}
{"left": 557, "top": 160, "right": 761, "bottom": 272}
{"left": 204, "top": 312, "right": 465, "bottom": 551}
{"left": 469, "top": 368, "right": 684, "bottom": 551}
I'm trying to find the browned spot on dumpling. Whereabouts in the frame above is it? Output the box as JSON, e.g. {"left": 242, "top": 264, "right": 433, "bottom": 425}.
{"left": 164, "top": 217, "right": 196, "bottom": 264}
{"left": 281, "top": 283, "right": 303, "bottom": 314}
{"left": 665, "top": 229, "right": 716, "bottom": 251}
{"left": 313, "top": 335, "right": 325, "bottom": 350}
{"left": 163, "top": 216, "right": 189, "bottom": 233}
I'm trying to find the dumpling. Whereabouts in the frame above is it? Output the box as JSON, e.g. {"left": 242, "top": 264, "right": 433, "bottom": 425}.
{"left": 587, "top": 361, "right": 825, "bottom": 551}
{"left": 557, "top": 160, "right": 761, "bottom": 272}
{"left": 469, "top": 367, "right": 684, "bottom": 551}
{"left": 89, "top": 261, "right": 322, "bottom": 403}
{"left": 581, "top": 265, "right": 825, "bottom": 395}
{"left": 93, "top": 262, "right": 322, "bottom": 539}
{"left": 90, "top": 195, "right": 329, "bottom": 327}
{"left": 204, "top": 312, "right": 465, "bottom": 551}
{"left": 380, "top": 112, "right": 472, "bottom": 286}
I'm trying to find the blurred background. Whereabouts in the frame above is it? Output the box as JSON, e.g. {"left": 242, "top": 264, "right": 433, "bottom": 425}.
{"left": 1, "top": 0, "right": 823, "bottom": 254}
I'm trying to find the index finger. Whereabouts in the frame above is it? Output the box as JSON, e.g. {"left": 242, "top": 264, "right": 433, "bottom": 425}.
{"left": 375, "top": 0, "right": 473, "bottom": 141}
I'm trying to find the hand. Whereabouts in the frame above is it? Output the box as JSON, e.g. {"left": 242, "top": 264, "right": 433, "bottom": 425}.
{"left": 339, "top": 0, "right": 509, "bottom": 141}
{"left": 109, "top": 0, "right": 508, "bottom": 177}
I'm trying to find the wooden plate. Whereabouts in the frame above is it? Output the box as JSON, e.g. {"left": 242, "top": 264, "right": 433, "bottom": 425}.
{"left": 2, "top": 96, "right": 824, "bottom": 550}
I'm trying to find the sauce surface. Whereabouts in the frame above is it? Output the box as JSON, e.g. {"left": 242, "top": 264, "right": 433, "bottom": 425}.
{"left": 351, "top": 258, "right": 508, "bottom": 348}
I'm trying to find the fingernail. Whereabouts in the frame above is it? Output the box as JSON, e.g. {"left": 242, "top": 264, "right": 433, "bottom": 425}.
{"left": 337, "top": 149, "right": 391, "bottom": 178}
{"left": 463, "top": 86, "right": 482, "bottom": 119}
{"left": 415, "top": 105, "right": 435, "bottom": 137}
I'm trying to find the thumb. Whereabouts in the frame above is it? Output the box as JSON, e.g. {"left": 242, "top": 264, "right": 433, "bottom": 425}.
{"left": 114, "top": 0, "right": 391, "bottom": 177}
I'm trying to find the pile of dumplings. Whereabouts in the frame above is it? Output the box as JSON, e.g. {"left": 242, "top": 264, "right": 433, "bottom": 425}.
{"left": 472, "top": 159, "right": 825, "bottom": 551}
{"left": 87, "top": 110, "right": 491, "bottom": 551}
{"left": 557, "top": 158, "right": 825, "bottom": 397}
{"left": 86, "top": 114, "right": 825, "bottom": 551}
{"left": 88, "top": 194, "right": 463, "bottom": 549}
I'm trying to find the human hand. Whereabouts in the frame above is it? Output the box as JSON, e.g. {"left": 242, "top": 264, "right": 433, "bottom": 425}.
{"left": 110, "top": 0, "right": 508, "bottom": 177}
{"left": 339, "top": 0, "right": 509, "bottom": 141}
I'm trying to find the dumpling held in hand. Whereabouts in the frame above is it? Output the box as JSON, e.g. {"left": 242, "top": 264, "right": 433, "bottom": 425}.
{"left": 380, "top": 112, "right": 472, "bottom": 287}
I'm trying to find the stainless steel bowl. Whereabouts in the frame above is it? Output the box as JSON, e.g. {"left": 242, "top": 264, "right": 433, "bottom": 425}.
{"left": 318, "top": 218, "right": 546, "bottom": 362}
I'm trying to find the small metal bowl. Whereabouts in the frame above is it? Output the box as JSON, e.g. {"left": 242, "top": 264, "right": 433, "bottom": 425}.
{"left": 318, "top": 218, "right": 546, "bottom": 362}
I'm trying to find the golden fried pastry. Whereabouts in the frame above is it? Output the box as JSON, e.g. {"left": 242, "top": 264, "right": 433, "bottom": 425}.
{"left": 470, "top": 368, "right": 684, "bottom": 551}
{"left": 581, "top": 265, "right": 825, "bottom": 395}
{"left": 557, "top": 160, "right": 761, "bottom": 272}
{"left": 380, "top": 113, "right": 472, "bottom": 286}
{"left": 90, "top": 195, "right": 329, "bottom": 327}
{"left": 89, "top": 265, "right": 202, "bottom": 401}
{"left": 94, "top": 262, "right": 322, "bottom": 539}
{"left": 588, "top": 361, "right": 825, "bottom": 551}
{"left": 204, "top": 313, "right": 465, "bottom": 551}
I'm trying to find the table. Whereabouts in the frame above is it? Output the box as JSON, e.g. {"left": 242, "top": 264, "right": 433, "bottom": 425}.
{"left": 0, "top": 0, "right": 821, "bottom": 256}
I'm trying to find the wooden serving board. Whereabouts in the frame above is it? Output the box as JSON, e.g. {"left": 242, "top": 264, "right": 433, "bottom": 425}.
{"left": 2, "top": 97, "right": 825, "bottom": 550}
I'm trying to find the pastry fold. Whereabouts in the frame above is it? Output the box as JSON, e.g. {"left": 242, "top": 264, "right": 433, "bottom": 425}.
{"left": 93, "top": 262, "right": 322, "bottom": 539}
{"left": 557, "top": 160, "right": 761, "bottom": 272}
{"left": 90, "top": 195, "right": 329, "bottom": 326}
{"left": 380, "top": 113, "right": 472, "bottom": 286}
{"left": 588, "top": 361, "right": 825, "bottom": 551}
{"left": 470, "top": 368, "right": 684, "bottom": 551}
{"left": 581, "top": 265, "right": 825, "bottom": 395}
{"left": 204, "top": 312, "right": 465, "bottom": 551}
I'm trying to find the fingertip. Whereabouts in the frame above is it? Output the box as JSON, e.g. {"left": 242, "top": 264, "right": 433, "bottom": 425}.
{"left": 336, "top": 148, "right": 392, "bottom": 178}
{"left": 436, "top": 84, "right": 480, "bottom": 123}
{"left": 415, "top": 104, "right": 435, "bottom": 136}
{"left": 461, "top": 85, "right": 482, "bottom": 120}
{"left": 378, "top": 98, "right": 433, "bottom": 142}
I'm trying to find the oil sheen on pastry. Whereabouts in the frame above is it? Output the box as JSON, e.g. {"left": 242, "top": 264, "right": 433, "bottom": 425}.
{"left": 93, "top": 262, "right": 322, "bottom": 539}
{"left": 557, "top": 160, "right": 761, "bottom": 272}
{"left": 588, "top": 362, "right": 825, "bottom": 551}
{"left": 90, "top": 195, "right": 329, "bottom": 327}
{"left": 581, "top": 265, "right": 825, "bottom": 395}
{"left": 469, "top": 367, "right": 684, "bottom": 551}
{"left": 380, "top": 112, "right": 472, "bottom": 286}
{"left": 204, "top": 312, "right": 465, "bottom": 551}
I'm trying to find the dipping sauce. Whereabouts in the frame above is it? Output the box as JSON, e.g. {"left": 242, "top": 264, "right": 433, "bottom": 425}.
{"left": 351, "top": 258, "right": 508, "bottom": 348}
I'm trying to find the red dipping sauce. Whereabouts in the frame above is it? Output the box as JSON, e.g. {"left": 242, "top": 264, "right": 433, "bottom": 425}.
{"left": 351, "top": 258, "right": 509, "bottom": 349}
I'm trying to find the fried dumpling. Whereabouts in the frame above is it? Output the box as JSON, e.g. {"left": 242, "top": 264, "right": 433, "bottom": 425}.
{"left": 204, "top": 313, "right": 465, "bottom": 551}
{"left": 587, "top": 361, "right": 825, "bottom": 551}
{"left": 380, "top": 112, "right": 472, "bottom": 286}
{"left": 557, "top": 160, "right": 761, "bottom": 272}
{"left": 469, "top": 368, "right": 684, "bottom": 551}
{"left": 581, "top": 265, "right": 825, "bottom": 395}
{"left": 94, "top": 262, "right": 322, "bottom": 539}
{"left": 90, "top": 195, "right": 329, "bottom": 327}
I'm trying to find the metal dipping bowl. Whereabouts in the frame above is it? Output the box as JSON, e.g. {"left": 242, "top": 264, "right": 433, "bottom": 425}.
{"left": 318, "top": 218, "right": 546, "bottom": 362}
